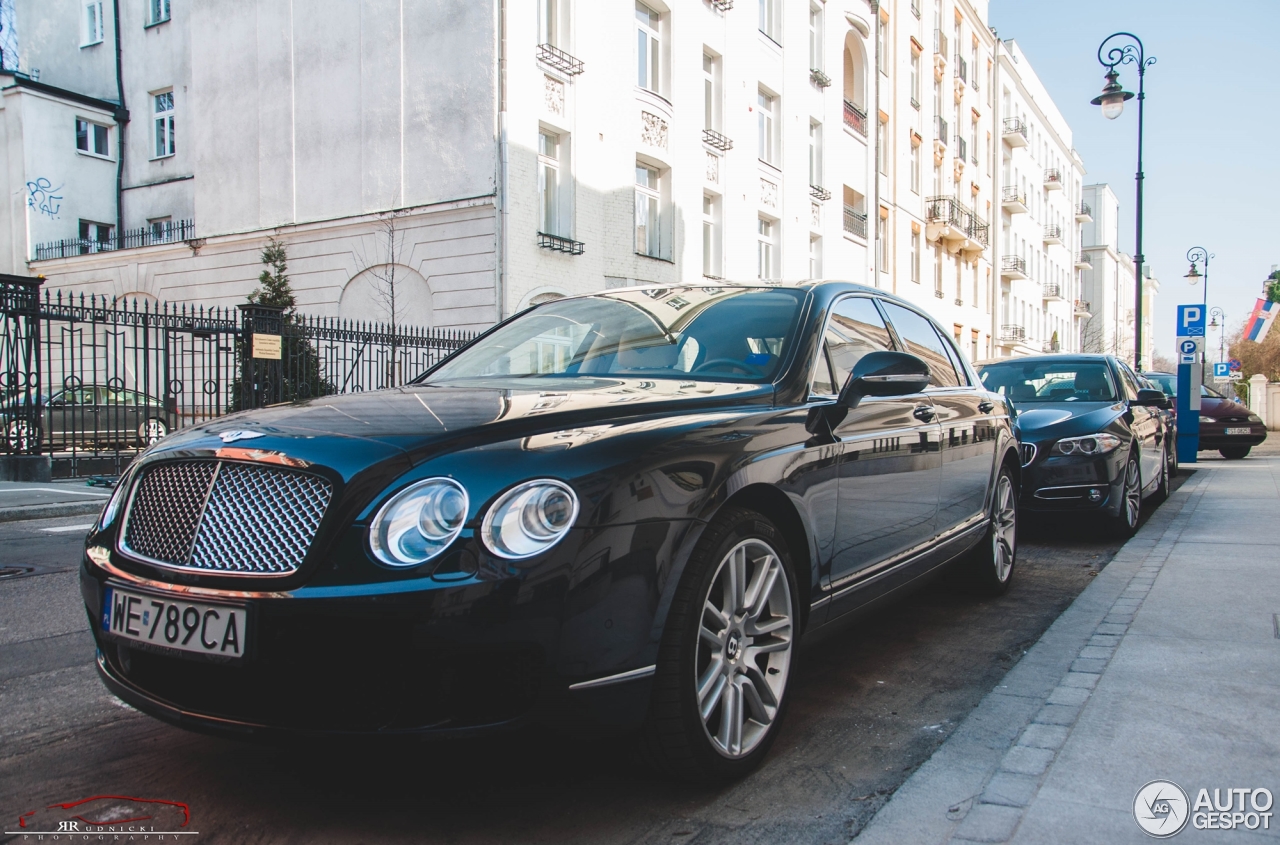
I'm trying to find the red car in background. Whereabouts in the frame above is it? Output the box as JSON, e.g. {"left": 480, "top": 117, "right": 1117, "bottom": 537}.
{"left": 1143, "top": 372, "right": 1267, "bottom": 459}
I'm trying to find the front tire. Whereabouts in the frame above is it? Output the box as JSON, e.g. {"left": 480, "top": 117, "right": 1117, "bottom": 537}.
{"left": 1219, "top": 446, "right": 1251, "bottom": 460}
{"left": 1150, "top": 447, "right": 1170, "bottom": 503}
{"left": 967, "top": 464, "right": 1018, "bottom": 595}
{"left": 641, "top": 507, "right": 798, "bottom": 782}
{"left": 137, "top": 417, "right": 169, "bottom": 447}
{"left": 1108, "top": 452, "right": 1142, "bottom": 538}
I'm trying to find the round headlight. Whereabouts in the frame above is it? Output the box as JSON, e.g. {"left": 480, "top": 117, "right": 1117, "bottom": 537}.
{"left": 369, "top": 478, "right": 468, "bottom": 568}
{"left": 96, "top": 471, "right": 133, "bottom": 531}
{"left": 481, "top": 479, "right": 579, "bottom": 560}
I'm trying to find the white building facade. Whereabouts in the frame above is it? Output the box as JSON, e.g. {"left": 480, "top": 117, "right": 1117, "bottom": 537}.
{"left": 1, "top": 0, "right": 1141, "bottom": 365}
{"left": 1079, "top": 182, "right": 1157, "bottom": 365}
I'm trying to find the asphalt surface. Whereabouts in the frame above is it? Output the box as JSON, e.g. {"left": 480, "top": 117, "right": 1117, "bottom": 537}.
{"left": 0, "top": 477, "right": 1190, "bottom": 845}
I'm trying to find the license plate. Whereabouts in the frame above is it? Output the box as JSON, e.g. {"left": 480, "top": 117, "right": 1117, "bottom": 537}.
{"left": 1224, "top": 427, "right": 1252, "bottom": 435}
{"left": 101, "top": 585, "right": 248, "bottom": 660}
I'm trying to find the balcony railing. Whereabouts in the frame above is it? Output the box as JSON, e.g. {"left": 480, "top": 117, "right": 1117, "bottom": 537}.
{"left": 954, "top": 135, "right": 967, "bottom": 161}
{"left": 1043, "top": 283, "right": 1063, "bottom": 300}
{"left": 809, "top": 184, "right": 831, "bottom": 202}
{"left": 843, "top": 100, "right": 867, "bottom": 136}
{"left": 1076, "top": 252, "right": 1092, "bottom": 266}
{"left": 34, "top": 219, "right": 195, "bottom": 261}
{"left": 1076, "top": 201, "right": 1093, "bottom": 220}
{"left": 538, "top": 232, "right": 585, "bottom": 255}
{"left": 1074, "top": 299, "right": 1092, "bottom": 315}
{"left": 1001, "top": 255, "right": 1027, "bottom": 276}
{"left": 1000, "top": 325, "right": 1027, "bottom": 342}
{"left": 1001, "top": 185, "right": 1027, "bottom": 207}
{"left": 926, "top": 196, "right": 989, "bottom": 247}
{"left": 810, "top": 68, "right": 832, "bottom": 88}
{"left": 954, "top": 54, "right": 967, "bottom": 82}
{"left": 536, "top": 43, "right": 584, "bottom": 76}
{"left": 1043, "top": 168, "right": 1062, "bottom": 187}
{"left": 1042, "top": 340, "right": 1061, "bottom": 353}
{"left": 1043, "top": 224, "right": 1063, "bottom": 242}
{"left": 935, "top": 114, "right": 948, "bottom": 142}
{"left": 843, "top": 205, "right": 868, "bottom": 239}
{"left": 934, "top": 29, "right": 948, "bottom": 57}
{"left": 710, "top": 0, "right": 733, "bottom": 10}
{"left": 702, "top": 128, "right": 733, "bottom": 151}
{"left": 1002, "top": 116, "right": 1028, "bottom": 143}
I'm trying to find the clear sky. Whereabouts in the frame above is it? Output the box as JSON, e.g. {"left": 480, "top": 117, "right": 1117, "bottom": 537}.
{"left": 988, "top": 0, "right": 1280, "bottom": 363}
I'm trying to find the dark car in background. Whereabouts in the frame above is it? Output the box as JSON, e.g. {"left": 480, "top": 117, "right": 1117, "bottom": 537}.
{"left": 976, "top": 354, "right": 1169, "bottom": 537}
{"left": 2, "top": 385, "right": 171, "bottom": 453}
{"left": 1143, "top": 372, "right": 1267, "bottom": 459}
{"left": 81, "top": 281, "right": 1020, "bottom": 782}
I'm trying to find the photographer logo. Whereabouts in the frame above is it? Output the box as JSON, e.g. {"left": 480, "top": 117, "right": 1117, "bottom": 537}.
{"left": 1134, "top": 780, "right": 1190, "bottom": 838}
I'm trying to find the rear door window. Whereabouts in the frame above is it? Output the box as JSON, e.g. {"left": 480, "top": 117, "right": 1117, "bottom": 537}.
{"left": 879, "top": 301, "right": 961, "bottom": 388}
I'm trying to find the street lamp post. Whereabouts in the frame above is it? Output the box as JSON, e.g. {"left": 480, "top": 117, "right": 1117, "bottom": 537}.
{"left": 1209, "top": 306, "right": 1226, "bottom": 363}
{"left": 1184, "top": 246, "right": 1213, "bottom": 362}
{"left": 1091, "top": 33, "right": 1155, "bottom": 371}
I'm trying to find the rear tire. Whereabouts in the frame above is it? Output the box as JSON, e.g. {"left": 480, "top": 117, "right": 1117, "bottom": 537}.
{"left": 1219, "top": 446, "right": 1251, "bottom": 460}
{"left": 1108, "top": 452, "right": 1142, "bottom": 539}
{"left": 966, "top": 464, "right": 1018, "bottom": 596}
{"left": 641, "top": 507, "right": 799, "bottom": 783}
{"left": 137, "top": 417, "right": 169, "bottom": 447}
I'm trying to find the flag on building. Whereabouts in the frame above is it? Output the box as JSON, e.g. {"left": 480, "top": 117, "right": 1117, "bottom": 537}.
{"left": 1244, "top": 298, "right": 1279, "bottom": 343}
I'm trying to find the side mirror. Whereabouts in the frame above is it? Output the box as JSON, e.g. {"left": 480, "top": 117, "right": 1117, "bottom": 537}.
{"left": 1134, "top": 388, "right": 1167, "bottom": 408}
{"left": 838, "top": 351, "right": 931, "bottom": 407}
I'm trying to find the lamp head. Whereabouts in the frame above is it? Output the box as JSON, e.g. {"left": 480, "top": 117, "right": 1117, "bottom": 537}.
{"left": 1184, "top": 262, "right": 1202, "bottom": 285}
{"left": 1091, "top": 69, "right": 1134, "bottom": 120}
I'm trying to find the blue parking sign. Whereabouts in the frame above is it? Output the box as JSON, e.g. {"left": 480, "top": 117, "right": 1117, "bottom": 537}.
{"left": 1213, "top": 362, "right": 1230, "bottom": 379}
{"left": 1177, "top": 305, "right": 1206, "bottom": 337}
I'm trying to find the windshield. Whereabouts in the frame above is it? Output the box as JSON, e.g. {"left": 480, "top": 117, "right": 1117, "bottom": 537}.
{"left": 977, "top": 360, "right": 1118, "bottom": 402}
{"left": 1144, "top": 374, "right": 1224, "bottom": 399}
{"left": 423, "top": 287, "right": 805, "bottom": 385}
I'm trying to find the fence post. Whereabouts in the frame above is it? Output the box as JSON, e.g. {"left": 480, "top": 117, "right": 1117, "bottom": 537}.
{"left": 0, "top": 274, "right": 49, "bottom": 480}
{"left": 237, "top": 303, "right": 286, "bottom": 409}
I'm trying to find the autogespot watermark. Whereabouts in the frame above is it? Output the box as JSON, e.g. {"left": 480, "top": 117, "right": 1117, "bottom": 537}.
{"left": 1133, "top": 780, "right": 1274, "bottom": 837}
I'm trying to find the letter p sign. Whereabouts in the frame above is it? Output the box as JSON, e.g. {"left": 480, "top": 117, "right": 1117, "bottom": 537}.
{"left": 1178, "top": 305, "right": 1206, "bottom": 337}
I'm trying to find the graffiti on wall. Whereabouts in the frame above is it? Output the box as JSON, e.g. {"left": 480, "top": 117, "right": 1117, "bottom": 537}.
{"left": 26, "top": 177, "right": 63, "bottom": 219}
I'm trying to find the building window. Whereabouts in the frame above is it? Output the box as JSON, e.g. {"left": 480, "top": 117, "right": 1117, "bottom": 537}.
{"left": 909, "top": 139, "right": 920, "bottom": 193}
{"left": 910, "top": 53, "right": 921, "bottom": 108}
{"left": 809, "top": 5, "right": 823, "bottom": 70}
{"left": 148, "top": 217, "right": 173, "bottom": 241}
{"left": 809, "top": 236, "right": 822, "bottom": 279}
{"left": 538, "top": 130, "right": 563, "bottom": 236}
{"left": 758, "top": 89, "right": 777, "bottom": 165}
{"left": 934, "top": 245, "right": 943, "bottom": 294}
{"left": 79, "top": 219, "right": 114, "bottom": 250}
{"left": 878, "top": 10, "right": 889, "bottom": 73}
{"left": 910, "top": 231, "right": 920, "bottom": 282}
{"left": 703, "top": 51, "right": 721, "bottom": 131}
{"left": 75, "top": 118, "right": 110, "bottom": 157}
{"left": 636, "top": 2, "right": 662, "bottom": 95}
{"left": 83, "top": 1, "right": 104, "bottom": 45}
{"left": 759, "top": 0, "right": 779, "bottom": 42}
{"left": 877, "top": 119, "right": 887, "bottom": 175}
{"left": 153, "top": 91, "right": 175, "bottom": 157}
{"left": 539, "top": 0, "right": 561, "bottom": 47}
{"left": 877, "top": 214, "right": 887, "bottom": 274}
{"left": 702, "top": 194, "right": 721, "bottom": 277}
{"left": 809, "top": 121, "right": 822, "bottom": 186}
{"left": 635, "top": 162, "right": 665, "bottom": 258}
{"left": 757, "top": 217, "right": 776, "bottom": 279}
{"left": 149, "top": 0, "right": 170, "bottom": 25}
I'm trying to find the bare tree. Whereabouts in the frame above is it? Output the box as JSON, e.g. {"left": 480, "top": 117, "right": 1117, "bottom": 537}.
{"left": 351, "top": 209, "right": 410, "bottom": 386}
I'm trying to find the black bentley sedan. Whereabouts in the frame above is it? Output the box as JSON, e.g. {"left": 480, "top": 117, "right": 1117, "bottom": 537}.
{"left": 976, "top": 354, "right": 1169, "bottom": 537}
{"left": 81, "top": 282, "right": 1020, "bottom": 781}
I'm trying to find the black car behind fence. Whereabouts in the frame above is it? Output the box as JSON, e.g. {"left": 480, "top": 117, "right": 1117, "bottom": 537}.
{"left": 0, "top": 274, "right": 473, "bottom": 478}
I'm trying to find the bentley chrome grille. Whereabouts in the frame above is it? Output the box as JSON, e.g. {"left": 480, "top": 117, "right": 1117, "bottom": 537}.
{"left": 120, "top": 460, "right": 333, "bottom": 575}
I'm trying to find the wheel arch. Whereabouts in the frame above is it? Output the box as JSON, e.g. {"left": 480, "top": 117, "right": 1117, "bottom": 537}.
{"left": 717, "top": 483, "right": 815, "bottom": 634}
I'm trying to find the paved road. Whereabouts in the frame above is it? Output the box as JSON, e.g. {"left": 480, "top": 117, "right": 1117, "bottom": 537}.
{"left": 0, "top": 482, "right": 1186, "bottom": 845}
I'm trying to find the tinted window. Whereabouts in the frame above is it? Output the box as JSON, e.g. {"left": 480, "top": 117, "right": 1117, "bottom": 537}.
{"left": 1147, "top": 373, "right": 1176, "bottom": 396}
{"left": 427, "top": 287, "right": 804, "bottom": 385}
{"left": 814, "top": 296, "right": 894, "bottom": 395}
{"left": 977, "top": 360, "right": 1118, "bottom": 402}
{"left": 879, "top": 301, "right": 960, "bottom": 388}
{"left": 1116, "top": 362, "right": 1140, "bottom": 400}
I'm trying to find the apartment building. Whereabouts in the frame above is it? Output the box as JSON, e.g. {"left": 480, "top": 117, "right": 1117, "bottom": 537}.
{"left": 1080, "top": 182, "right": 1158, "bottom": 365}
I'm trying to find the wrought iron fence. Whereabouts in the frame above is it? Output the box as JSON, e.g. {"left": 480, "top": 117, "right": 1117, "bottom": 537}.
{"left": 0, "top": 275, "right": 473, "bottom": 478}
{"left": 34, "top": 220, "right": 196, "bottom": 261}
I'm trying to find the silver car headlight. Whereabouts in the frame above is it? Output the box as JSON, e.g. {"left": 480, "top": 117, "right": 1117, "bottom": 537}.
{"left": 369, "top": 478, "right": 468, "bottom": 568}
{"left": 481, "top": 479, "right": 579, "bottom": 560}
{"left": 1051, "top": 433, "right": 1122, "bottom": 457}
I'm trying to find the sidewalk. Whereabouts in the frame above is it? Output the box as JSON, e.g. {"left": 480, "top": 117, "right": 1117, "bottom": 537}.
{"left": 0, "top": 480, "right": 110, "bottom": 522}
{"left": 855, "top": 451, "right": 1280, "bottom": 844}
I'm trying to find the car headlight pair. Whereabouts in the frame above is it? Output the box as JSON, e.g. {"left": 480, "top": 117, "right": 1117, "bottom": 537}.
{"left": 1051, "top": 433, "right": 1122, "bottom": 457}
{"left": 369, "top": 478, "right": 578, "bottom": 568}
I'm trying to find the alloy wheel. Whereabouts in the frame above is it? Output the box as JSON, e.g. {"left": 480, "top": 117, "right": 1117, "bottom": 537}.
{"left": 1123, "top": 457, "right": 1141, "bottom": 528}
{"left": 141, "top": 418, "right": 169, "bottom": 446}
{"left": 695, "top": 538, "right": 794, "bottom": 759}
{"left": 991, "top": 474, "right": 1017, "bottom": 582}
{"left": 6, "top": 420, "right": 35, "bottom": 453}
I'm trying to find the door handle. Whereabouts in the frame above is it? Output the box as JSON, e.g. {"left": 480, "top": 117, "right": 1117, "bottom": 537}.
{"left": 978, "top": 401, "right": 995, "bottom": 414}
{"left": 913, "top": 406, "right": 936, "bottom": 423}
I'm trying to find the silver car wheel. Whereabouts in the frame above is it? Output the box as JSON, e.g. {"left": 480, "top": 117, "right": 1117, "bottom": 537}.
{"left": 6, "top": 420, "right": 35, "bottom": 452}
{"left": 1123, "top": 456, "right": 1141, "bottom": 528}
{"left": 992, "top": 474, "right": 1017, "bottom": 582}
{"left": 140, "top": 418, "right": 168, "bottom": 446}
{"left": 695, "top": 538, "right": 793, "bottom": 760}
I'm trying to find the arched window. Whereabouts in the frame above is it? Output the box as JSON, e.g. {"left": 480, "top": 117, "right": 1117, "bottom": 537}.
{"left": 843, "top": 33, "right": 867, "bottom": 110}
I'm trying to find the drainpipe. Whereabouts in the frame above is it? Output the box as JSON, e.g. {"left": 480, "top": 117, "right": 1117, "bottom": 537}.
{"left": 871, "top": 1, "right": 880, "bottom": 287}
{"left": 989, "top": 34, "right": 1001, "bottom": 354}
{"left": 111, "top": 0, "right": 128, "bottom": 236}
{"left": 496, "top": 0, "right": 508, "bottom": 320}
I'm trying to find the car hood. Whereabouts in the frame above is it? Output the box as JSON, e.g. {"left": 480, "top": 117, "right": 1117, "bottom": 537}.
{"left": 1200, "top": 396, "right": 1252, "bottom": 420}
{"left": 147, "top": 377, "right": 775, "bottom": 475}
{"left": 1012, "top": 401, "right": 1126, "bottom": 442}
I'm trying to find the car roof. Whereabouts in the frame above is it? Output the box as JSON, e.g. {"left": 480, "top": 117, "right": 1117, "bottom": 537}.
{"left": 973, "top": 353, "right": 1114, "bottom": 368}
{"left": 558, "top": 279, "right": 937, "bottom": 315}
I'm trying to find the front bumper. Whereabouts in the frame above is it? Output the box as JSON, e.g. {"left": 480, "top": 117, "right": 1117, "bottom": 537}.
{"left": 1197, "top": 423, "right": 1267, "bottom": 450}
{"left": 1018, "top": 448, "right": 1124, "bottom": 515}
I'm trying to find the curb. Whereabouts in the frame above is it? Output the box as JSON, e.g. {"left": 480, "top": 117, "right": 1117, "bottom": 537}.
{"left": 852, "top": 469, "right": 1211, "bottom": 845}
{"left": 0, "top": 501, "right": 106, "bottom": 523}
